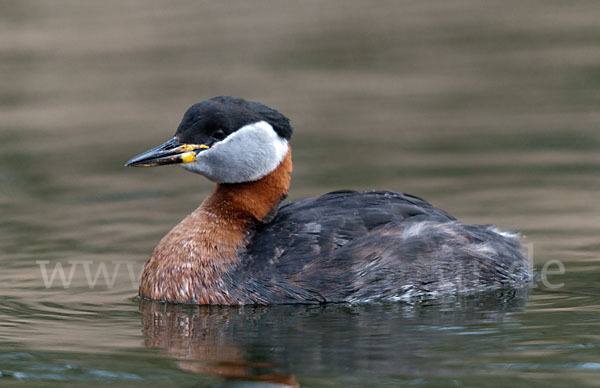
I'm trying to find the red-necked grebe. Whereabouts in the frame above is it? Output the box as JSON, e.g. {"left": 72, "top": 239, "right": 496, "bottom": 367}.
{"left": 125, "top": 96, "right": 531, "bottom": 304}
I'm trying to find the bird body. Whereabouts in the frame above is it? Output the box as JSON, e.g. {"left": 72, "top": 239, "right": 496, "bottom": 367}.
{"left": 127, "top": 96, "right": 531, "bottom": 305}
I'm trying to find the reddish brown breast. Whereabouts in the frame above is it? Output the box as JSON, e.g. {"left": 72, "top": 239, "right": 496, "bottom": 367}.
{"left": 139, "top": 148, "right": 292, "bottom": 304}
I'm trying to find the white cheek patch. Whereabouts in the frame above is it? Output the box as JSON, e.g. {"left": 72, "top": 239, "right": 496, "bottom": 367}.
{"left": 182, "top": 121, "right": 289, "bottom": 183}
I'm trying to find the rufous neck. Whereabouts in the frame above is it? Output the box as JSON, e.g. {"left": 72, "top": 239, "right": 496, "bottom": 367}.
{"left": 201, "top": 147, "right": 292, "bottom": 224}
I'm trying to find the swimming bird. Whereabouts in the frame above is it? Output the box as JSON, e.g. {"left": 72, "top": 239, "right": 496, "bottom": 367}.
{"left": 125, "top": 96, "right": 531, "bottom": 305}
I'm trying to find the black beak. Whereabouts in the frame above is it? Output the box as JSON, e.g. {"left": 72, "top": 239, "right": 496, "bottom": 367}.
{"left": 125, "top": 137, "right": 209, "bottom": 167}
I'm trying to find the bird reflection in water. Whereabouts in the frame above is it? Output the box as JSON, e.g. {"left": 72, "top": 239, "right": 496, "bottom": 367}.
{"left": 139, "top": 300, "right": 299, "bottom": 387}
{"left": 139, "top": 288, "right": 528, "bottom": 386}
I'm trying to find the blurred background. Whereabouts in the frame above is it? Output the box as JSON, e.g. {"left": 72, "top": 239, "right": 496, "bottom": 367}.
{"left": 1, "top": 1, "right": 599, "bottom": 387}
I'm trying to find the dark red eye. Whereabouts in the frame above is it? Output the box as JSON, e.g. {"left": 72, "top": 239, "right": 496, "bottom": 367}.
{"left": 213, "top": 129, "right": 226, "bottom": 140}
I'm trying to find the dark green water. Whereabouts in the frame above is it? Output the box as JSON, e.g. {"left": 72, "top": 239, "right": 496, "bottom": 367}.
{"left": 1, "top": 1, "right": 599, "bottom": 387}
